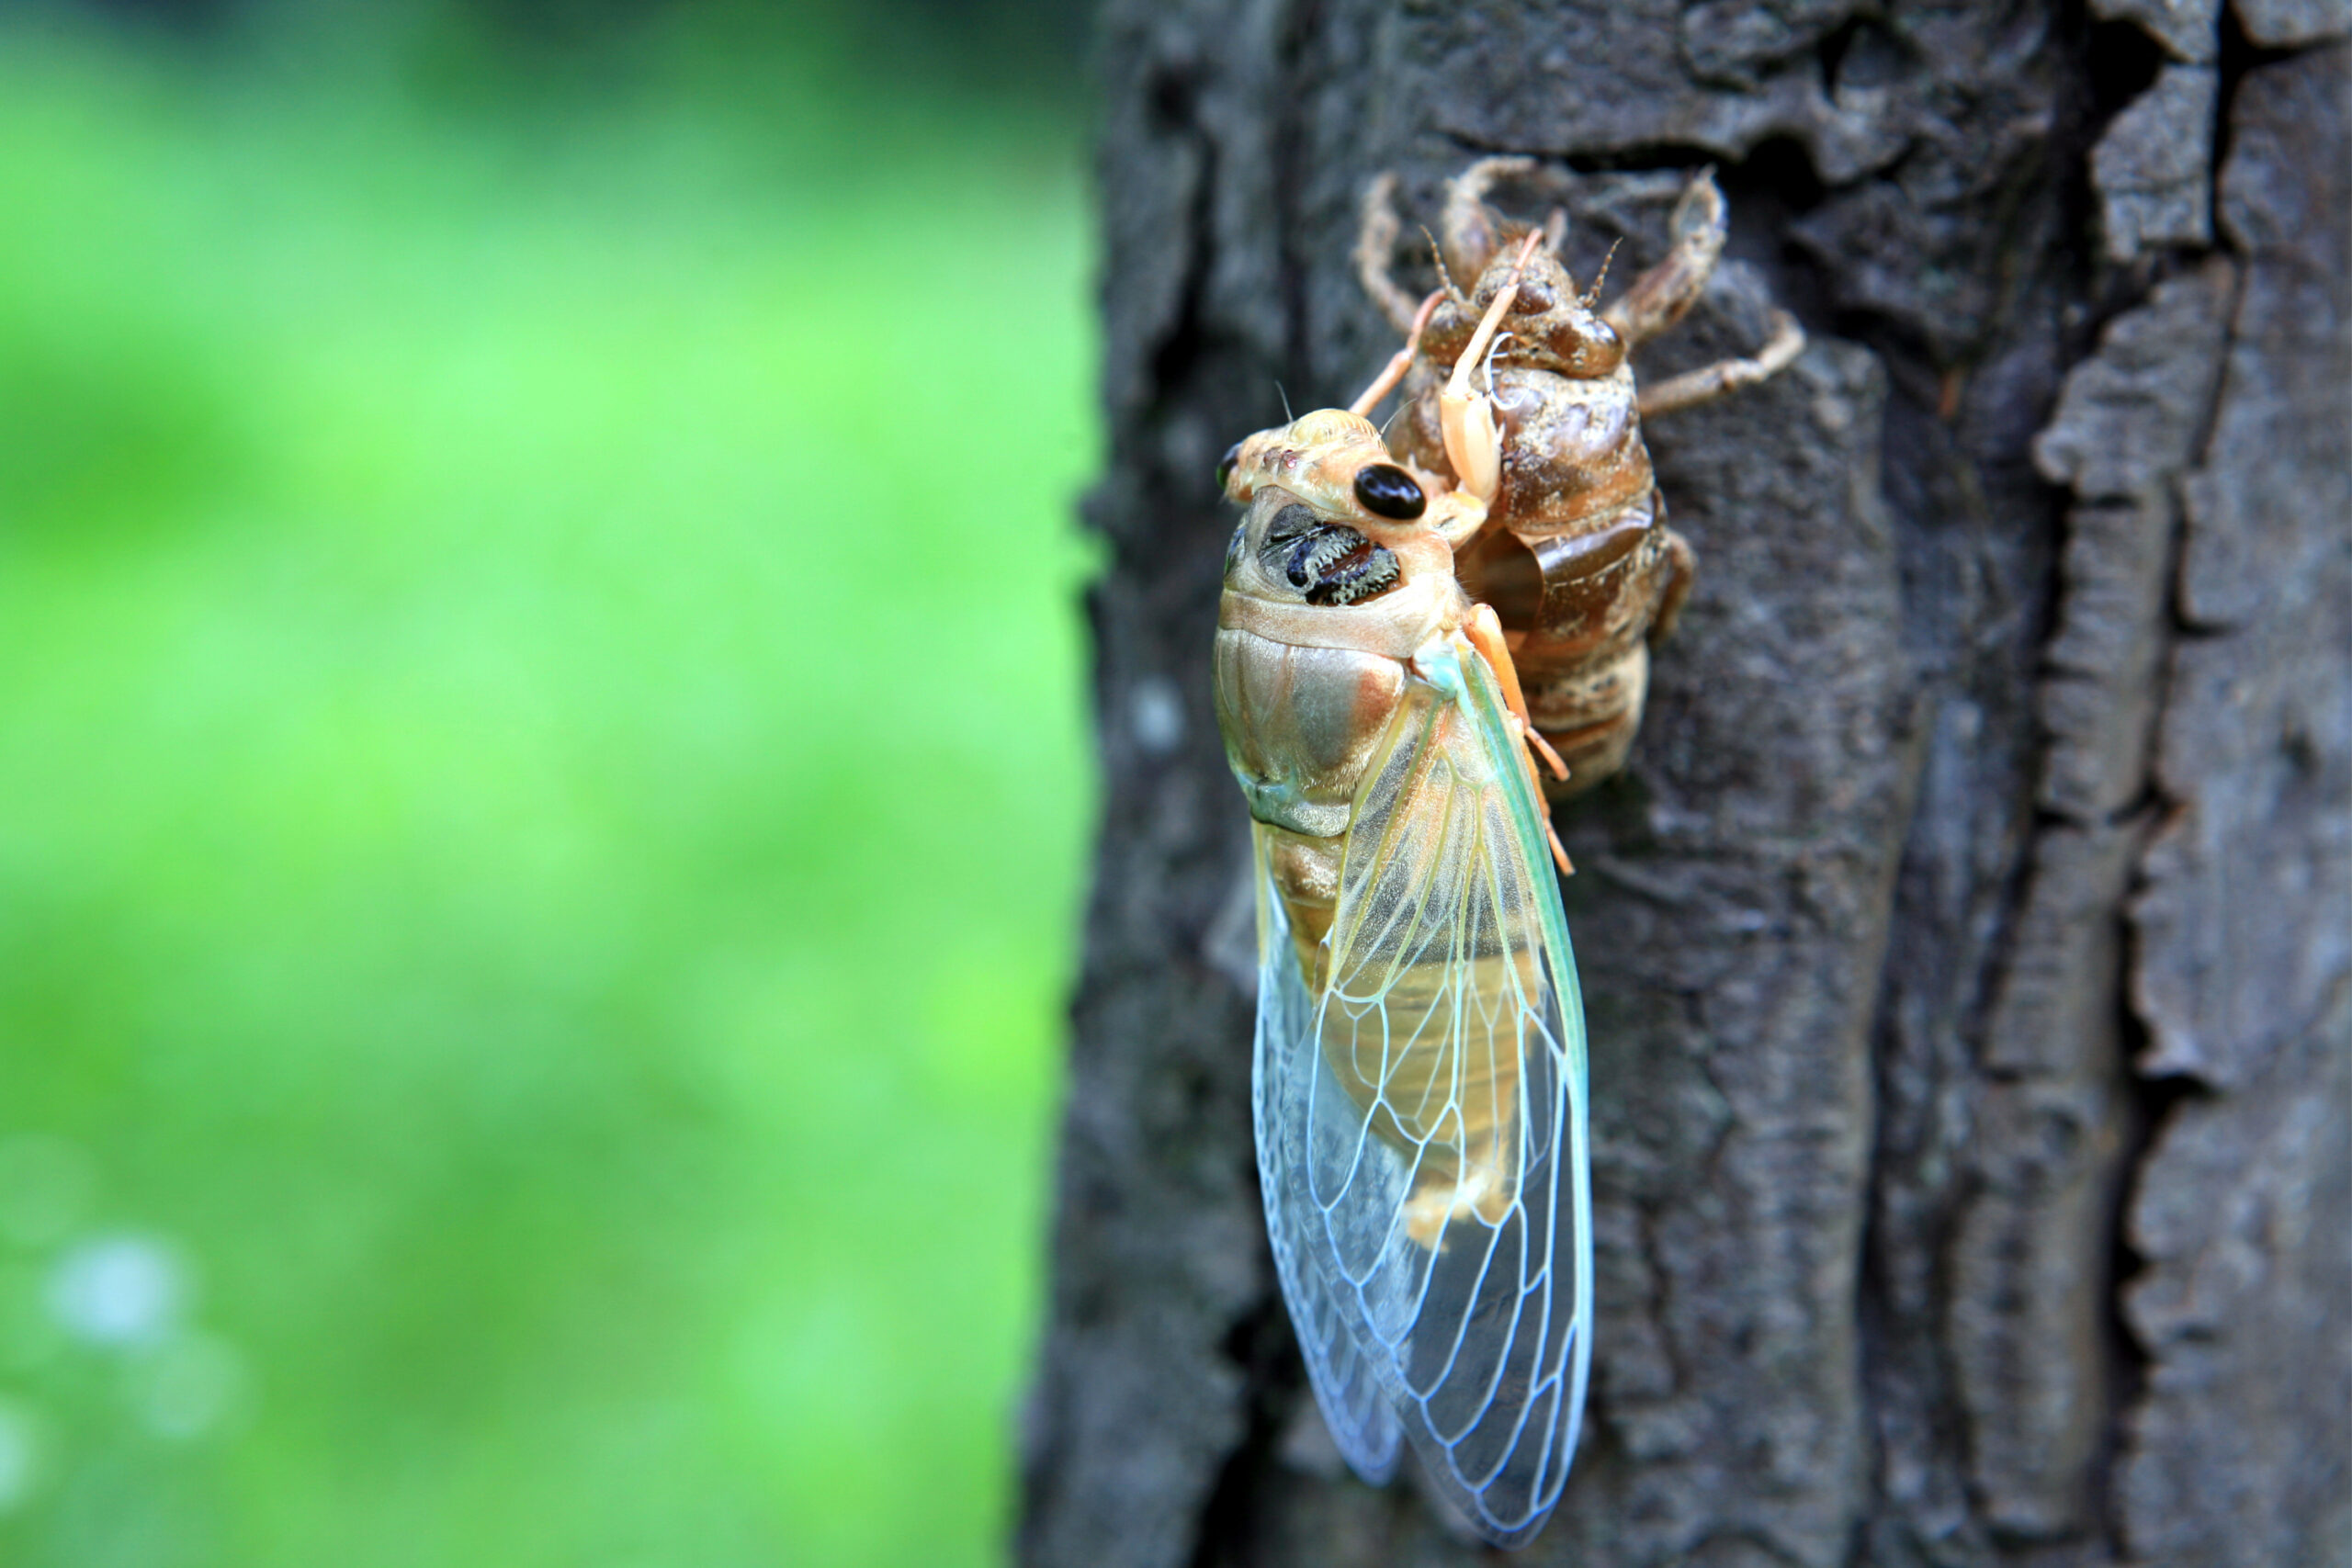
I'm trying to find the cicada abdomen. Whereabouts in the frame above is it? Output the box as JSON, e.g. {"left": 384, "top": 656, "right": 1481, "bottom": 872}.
{"left": 1359, "top": 158, "right": 1805, "bottom": 795}
{"left": 1214, "top": 401, "right": 1592, "bottom": 1547}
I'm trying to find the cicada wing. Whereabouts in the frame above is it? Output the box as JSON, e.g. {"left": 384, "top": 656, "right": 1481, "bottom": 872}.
{"left": 1254, "top": 831, "right": 1404, "bottom": 1483}
{"left": 1261, "top": 640, "right": 1591, "bottom": 1548}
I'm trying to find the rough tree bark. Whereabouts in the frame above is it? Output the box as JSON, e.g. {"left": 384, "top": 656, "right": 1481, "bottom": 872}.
{"left": 1021, "top": 4, "right": 2349, "bottom": 1565}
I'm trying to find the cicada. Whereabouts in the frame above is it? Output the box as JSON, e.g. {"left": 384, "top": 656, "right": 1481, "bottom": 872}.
{"left": 1214, "top": 244, "right": 1590, "bottom": 1546}
{"left": 1358, "top": 158, "right": 1805, "bottom": 793}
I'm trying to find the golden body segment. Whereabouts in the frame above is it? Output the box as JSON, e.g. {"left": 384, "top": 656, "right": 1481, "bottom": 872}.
{"left": 1359, "top": 158, "right": 1804, "bottom": 794}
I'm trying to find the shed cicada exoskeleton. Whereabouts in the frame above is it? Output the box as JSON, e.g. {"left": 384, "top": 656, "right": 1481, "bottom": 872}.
{"left": 1357, "top": 158, "right": 1805, "bottom": 794}
{"left": 1214, "top": 245, "right": 1591, "bottom": 1546}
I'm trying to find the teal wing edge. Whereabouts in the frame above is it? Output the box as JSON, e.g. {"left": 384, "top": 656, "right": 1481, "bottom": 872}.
{"left": 1444, "top": 636, "right": 1595, "bottom": 1516}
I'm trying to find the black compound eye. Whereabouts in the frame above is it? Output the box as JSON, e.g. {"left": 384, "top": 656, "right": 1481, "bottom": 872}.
{"left": 1216, "top": 442, "right": 1244, "bottom": 492}
{"left": 1353, "top": 462, "right": 1426, "bottom": 520}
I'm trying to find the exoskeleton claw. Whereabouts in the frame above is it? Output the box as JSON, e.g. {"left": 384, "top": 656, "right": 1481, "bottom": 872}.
{"left": 1636, "top": 306, "right": 1808, "bottom": 420}
{"left": 1441, "top": 154, "right": 1537, "bottom": 280}
{"left": 1669, "top": 164, "right": 1724, "bottom": 244}
{"left": 1602, "top": 166, "right": 1729, "bottom": 349}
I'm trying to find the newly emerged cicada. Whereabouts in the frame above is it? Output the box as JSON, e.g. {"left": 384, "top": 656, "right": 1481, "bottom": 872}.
{"left": 1357, "top": 158, "right": 1805, "bottom": 793}
{"left": 1214, "top": 250, "right": 1591, "bottom": 1547}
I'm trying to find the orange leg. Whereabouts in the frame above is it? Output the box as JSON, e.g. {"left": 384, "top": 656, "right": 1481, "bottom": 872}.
{"left": 1464, "top": 605, "right": 1575, "bottom": 875}
{"left": 1348, "top": 288, "right": 1443, "bottom": 417}
{"left": 1438, "top": 229, "right": 1544, "bottom": 509}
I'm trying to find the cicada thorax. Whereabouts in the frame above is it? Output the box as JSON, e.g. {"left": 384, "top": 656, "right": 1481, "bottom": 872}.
{"left": 1214, "top": 410, "right": 1457, "bottom": 930}
{"left": 1390, "top": 239, "right": 1695, "bottom": 796}
{"left": 1213, "top": 409, "right": 1532, "bottom": 1233}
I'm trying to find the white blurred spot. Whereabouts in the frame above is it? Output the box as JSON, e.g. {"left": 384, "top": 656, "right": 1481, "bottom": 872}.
{"left": 47, "top": 1235, "right": 186, "bottom": 1348}
{"left": 1131, "top": 677, "right": 1185, "bottom": 756}
{"left": 0, "top": 1135, "right": 96, "bottom": 1249}
{"left": 0, "top": 1400, "right": 37, "bottom": 1512}
{"left": 135, "top": 1334, "right": 246, "bottom": 1441}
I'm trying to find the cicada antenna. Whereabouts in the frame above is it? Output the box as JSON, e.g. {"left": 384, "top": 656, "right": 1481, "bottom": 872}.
{"left": 1583, "top": 239, "right": 1622, "bottom": 310}
{"left": 1424, "top": 226, "right": 1470, "bottom": 308}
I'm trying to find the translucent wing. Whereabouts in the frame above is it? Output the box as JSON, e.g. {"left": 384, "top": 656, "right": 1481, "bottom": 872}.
{"left": 1254, "top": 853, "right": 1403, "bottom": 1482}
{"left": 1253, "top": 636, "right": 1591, "bottom": 1547}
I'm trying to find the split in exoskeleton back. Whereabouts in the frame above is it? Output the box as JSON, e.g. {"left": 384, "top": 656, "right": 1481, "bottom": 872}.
{"left": 1355, "top": 157, "right": 1806, "bottom": 795}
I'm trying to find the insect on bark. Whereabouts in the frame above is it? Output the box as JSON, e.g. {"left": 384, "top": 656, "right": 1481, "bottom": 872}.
{"left": 1356, "top": 158, "right": 1805, "bottom": 794}
{"left": 1211, "top": 163, "right": 1804, "bottom": 1547}
{"left": 1214, "top": 243, "right": 1591, "bottom": 1547}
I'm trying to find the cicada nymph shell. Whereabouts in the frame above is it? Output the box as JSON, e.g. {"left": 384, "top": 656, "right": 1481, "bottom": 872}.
{"left": 1213, "top": 370, "right": 1592, "bottom": 1546}
{"left": 1357, "top": 158, "right": 1806, "bottom": 795}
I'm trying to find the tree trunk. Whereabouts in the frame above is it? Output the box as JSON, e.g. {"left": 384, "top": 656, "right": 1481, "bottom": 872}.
{"left": 1020, "top": 4, "right": 2349, "bottom": 1564}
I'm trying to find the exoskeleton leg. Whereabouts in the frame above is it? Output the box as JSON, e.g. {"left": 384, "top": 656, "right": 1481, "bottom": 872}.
{"left": 1601, "top": 167, "right": 1727, "bottom": 349}
{"left": 1635, "top": 309, "right": 1806, "bottom": 419}
{"left": 1651, "top": 525, "right": 1698, "bottom": 644}
{"left": 1354, "top": 172, "right": 1425, "bottom": 335}
{"left": 1359, "top": 158, "right": 1561, "bottom": 335}
{"left": 1439, "top": 155, "right": 1537, "bottom": 282}
{"left": 1599, "top": 167, "right": 1806, "bottom": 418}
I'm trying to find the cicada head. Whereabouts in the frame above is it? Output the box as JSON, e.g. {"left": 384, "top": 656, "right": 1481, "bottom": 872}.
{"left": 1425, "top": 239, "right": 1625, "bottom": 383}
{"left": 1216, "top": 410, "right": 1477, "bottom": 604}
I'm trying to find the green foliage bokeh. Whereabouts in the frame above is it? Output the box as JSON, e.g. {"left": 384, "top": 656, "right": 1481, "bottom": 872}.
{"left": 0, "top": 6, "right": 1095, "bottom": 1564}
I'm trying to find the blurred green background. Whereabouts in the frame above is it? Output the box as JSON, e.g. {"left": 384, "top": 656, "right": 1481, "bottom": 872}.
{"left": 0, "top": 2, "right": 1095, "bottom": 1563}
